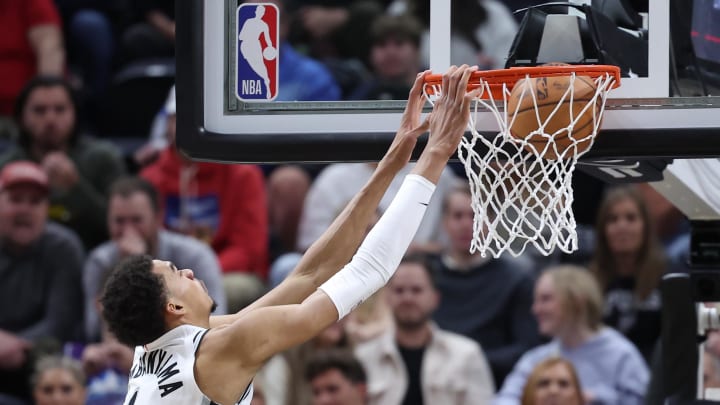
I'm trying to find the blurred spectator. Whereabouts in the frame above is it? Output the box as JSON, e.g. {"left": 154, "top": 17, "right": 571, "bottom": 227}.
{"left": 306, "top": 349, "right": 369, "bottom": 405}
{"left": 266, "top": 165, "right": 312, "bottom": 263}
{"left": 122, "top": 0, "right": 175, "bottom": 62}
{"left": 0, "top": 161, "right": 84, "bottom": 402}
{"left": 355, "top": 253, "right": 495, "bottom": 404}
{"left": 520, "top": 357, "right": 584, "bottom": 405}
{"left": 297, "top": 163, "right": 458, "bottom": 253}
{"left": 496, "top": 266, "right": 649, "bottom": 405}
{"left": 255, "top": 354, "right": 290, "bottom": 405}
{"left": 344, "top": 287, "right": 393, "bottom": 346}
{"left": 0, "top": 0, "right": 65, "bottom": 117}
{"left": 284, "top": 320, "right": 354, "bottom": 405}
{"left": 705, "top": 349, "right": 720, "bottom": 391}
{"left": 590, "top": 186, "right": 666, "bottom": 362}
{"left": 54, "top": 0, "right": 115, "bottom": 119}
{"left": 83, "top": 177, "right": 226, "bottom": 342}
{"left": 392, "top": 0, "right": 518, "bottom": 69}
{"left": 290, "top": 0, "right": 387, "bottom": 65}
{"left": 636, "top": 183, "right": 690, "bottom": 269}
{"left": 0, "top": 76, "right": 126, "bottom": 250}
{"left": 247, "top": 0, "right": 342, "bottom": 102}
{"left": 430, "top": 184, "right": 540, "bottom": 386}
{"left": 80, "top": 257, "right": 133, "bottom": 405}
{"left": 349, "top": 14, "right": 422, "bottom": 100}
{"left": 31, "top": 356, "right": 86, "bottom": 405}
{"left": 140, "top": 90, "right": 268, "bottom": 313}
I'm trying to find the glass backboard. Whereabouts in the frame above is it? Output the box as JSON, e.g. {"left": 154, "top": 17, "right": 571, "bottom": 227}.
{"left": 175, "top": 0, "right": 720, "bottom": 164}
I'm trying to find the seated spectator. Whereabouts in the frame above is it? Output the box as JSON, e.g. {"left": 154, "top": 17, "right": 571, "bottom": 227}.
{"left": 32, "top": 356, "right": 86, "bottom": 405}
{"left": 521, "top": 357, "right": 584, "bottom": 405}
{"left": 590, "top": 186, "right": 666, "bottom": 361}
{"left": 1, "top": 76, "right": 126, "bottom": 250}
{"left": 80, "top": 261, "right": 134, "bottom": 405}
{"left": 306, "top": 349, "right": 369, "bottom": 405}
{"left": 0, "top": 0, "right": 64, "bottom": 117}
{"left": 122, "top": 0, "right": 175, "bottom": 62}
{"left": 705, "top": 350, "right": 720, "bottom": 391}
{"left": 84, "top": 177, "right": 226, "bottom": 341}
{"left": 430, "top": 184, "right": 540, "bottom": 386}
{"left": 356, "top": 253, "right": 495, "bottom": 404}
{"left": 141, "top": 89, "right": 268, "bottom": 313}
{"left": 290, "top": 1, "right": 385, "bottom": 64}
{"left": 349, "top": 14, "right": 423, "bottom": 101}
{"left": 297, "top": 162, "right": 457, "bottom": 253}
{"left": 495, "top": 266, "right": 649, "bottom": 405}
{"left": 393, "top": 0, "right": 517, "bottom": 69}
{"left": 284, "top": 319, "right": 354, "bottom": 405}
{"left": 0, "top": 161, "right": 85, "bottom": 402}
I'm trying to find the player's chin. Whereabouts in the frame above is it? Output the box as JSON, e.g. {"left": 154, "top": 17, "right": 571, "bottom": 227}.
{"left": 209, "top": 299, "right": 218, "bottom": 314}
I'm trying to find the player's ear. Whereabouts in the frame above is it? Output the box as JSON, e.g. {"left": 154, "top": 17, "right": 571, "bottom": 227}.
{"left": 167, "top": 301, "right": 186, "bottom": 316}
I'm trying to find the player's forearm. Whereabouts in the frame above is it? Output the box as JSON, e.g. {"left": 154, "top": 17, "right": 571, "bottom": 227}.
{"left": 288, "top": 161, "right": 401, "bottom": 288}
{"left": 410, "top": 148, "right": 453, "bottom": 185}
{"left": 210, "top": 160, "right": 406, "bottom": 327}
{"left": 319, "top": 174, "right": 435, "bottom": 318}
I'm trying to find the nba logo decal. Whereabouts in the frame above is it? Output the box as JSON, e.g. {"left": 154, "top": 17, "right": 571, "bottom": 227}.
{"left": 237, "top": 3, "right": 279, "bottom": 101}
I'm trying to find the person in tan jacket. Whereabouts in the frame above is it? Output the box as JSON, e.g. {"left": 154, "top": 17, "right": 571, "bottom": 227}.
{"left": 355, "top": 253, "right": 495, "bottom": 405}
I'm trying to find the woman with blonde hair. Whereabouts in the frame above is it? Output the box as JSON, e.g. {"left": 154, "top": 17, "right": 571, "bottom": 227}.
{"left": 32, "top": 355, "right": 87, "bottom": 405}
{"left": 495, "top": 266, "right": 649, "bottom": 405}
{"left": 521, "top": 357, "right": 584, "bottom": 405}
{"left": 590, "top": 186, "right": 666, "bottom": 361}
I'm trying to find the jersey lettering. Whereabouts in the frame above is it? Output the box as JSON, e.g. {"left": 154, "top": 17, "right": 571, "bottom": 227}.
{"left": 130, "top": 349, "right": 184, "bottom": 398}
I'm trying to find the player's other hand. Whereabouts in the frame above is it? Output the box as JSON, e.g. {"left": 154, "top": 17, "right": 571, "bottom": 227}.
{"left": 425, "top": 65, "right": 481, "bottom": 159}
{"left": 382, "top": 70, "right": 431, "bottom": 172}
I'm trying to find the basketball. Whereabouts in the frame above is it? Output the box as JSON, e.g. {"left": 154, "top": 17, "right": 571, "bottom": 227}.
{"left": 507, "top": 68, "right": 601, "bottom": 160}
{"left": 263, "top": 46, "right": 277, "bottom": 61}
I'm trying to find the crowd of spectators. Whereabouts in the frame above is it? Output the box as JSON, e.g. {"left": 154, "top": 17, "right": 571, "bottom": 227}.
{"left": 0, "top": 0, "right": 708, "bottom": 404}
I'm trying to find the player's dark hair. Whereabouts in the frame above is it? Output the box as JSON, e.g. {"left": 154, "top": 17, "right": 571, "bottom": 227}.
{"left": 305, "top": 349, "right": 367, "bottom": 385}
{"left": 101, "top": 255, "right": 168, "bottom": 346}
{"left": 110, "top": 177, "right": 161, "bottom": 212}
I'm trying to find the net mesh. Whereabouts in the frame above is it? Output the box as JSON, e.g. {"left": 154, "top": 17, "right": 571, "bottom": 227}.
{"left": 424, "top": 71, "right": 617, "bottom": 258}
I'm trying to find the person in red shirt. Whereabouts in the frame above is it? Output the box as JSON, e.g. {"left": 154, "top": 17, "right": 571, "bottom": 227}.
{"left": 0, "top": 0, "right": 65, "bottom": 116}
{"left": 141, "top": 89, "right": 269, "bottom": 313}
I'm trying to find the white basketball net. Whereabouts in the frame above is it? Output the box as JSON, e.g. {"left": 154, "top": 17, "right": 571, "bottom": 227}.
{"left": 424, "top": 71, "right": 617, "bottom": 258}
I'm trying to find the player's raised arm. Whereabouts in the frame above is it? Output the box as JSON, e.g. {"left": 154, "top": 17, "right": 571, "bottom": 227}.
{"left": 209, "top": 69, "right": 435, "bottom": 328}
{"left": 196, "top": 65, "right": 479, "bottom": 404}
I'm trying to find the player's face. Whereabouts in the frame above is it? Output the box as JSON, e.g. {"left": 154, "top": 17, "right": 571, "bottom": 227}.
{"left": 387, "top": 263, "right": 438, "bottom": 330}
{"left": 532, "top": 274, "right": 566, "bottom": 337}
{"left": 22, "top": 86, "right": 76, "bottom": 151}
{"left": 443, "top": 191, "right": 474, "bottom": 253}
{"left": 108, "top": 192, "right": 160, "bottom": 246}
{"left": 33, "top": 368, "right": 86, "bottom": 405}
{"left": 311, "top": 370, "right": 366, "bottom": 405}
{"left": 0, "top": 185, "right": 48, "bottom": 248}
{"left": 152, "top": 260, "right": 216, "bottom": 318}
{"left": 532, "top": 363, "right": 582, "bottom": 405}
{"left": 604, "top": 197, "right": 644, "bottom": 259}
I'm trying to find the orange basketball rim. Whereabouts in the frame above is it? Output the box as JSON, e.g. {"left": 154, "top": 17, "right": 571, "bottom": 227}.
{"left": 422, "top": 65, "right": 621, "bottom": 98}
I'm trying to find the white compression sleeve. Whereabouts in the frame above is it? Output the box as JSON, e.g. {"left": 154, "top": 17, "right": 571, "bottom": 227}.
{"left": 318, "top": 174, "right": 436, "bottom": 319}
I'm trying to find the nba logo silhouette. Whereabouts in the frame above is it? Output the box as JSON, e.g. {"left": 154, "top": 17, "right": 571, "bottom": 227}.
{"left": 237, "top": 3, "right": 279, "bottom": 101}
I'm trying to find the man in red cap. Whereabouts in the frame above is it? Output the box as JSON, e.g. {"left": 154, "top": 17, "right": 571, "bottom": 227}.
{"left": 0, "top": 161, "right": 85, "bottom": 403}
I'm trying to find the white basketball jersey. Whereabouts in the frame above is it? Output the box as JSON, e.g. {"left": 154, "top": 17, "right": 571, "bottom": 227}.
{"left": 123, "top": 325, "right": 253, "bottom": 405}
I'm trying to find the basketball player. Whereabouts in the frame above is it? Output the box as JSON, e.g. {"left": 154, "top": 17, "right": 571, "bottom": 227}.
{"left": 238, "top": 5, "right": 274, "bottom": 99}
{"left": 101, "top": 65, "right": 481, "bottom": 405}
